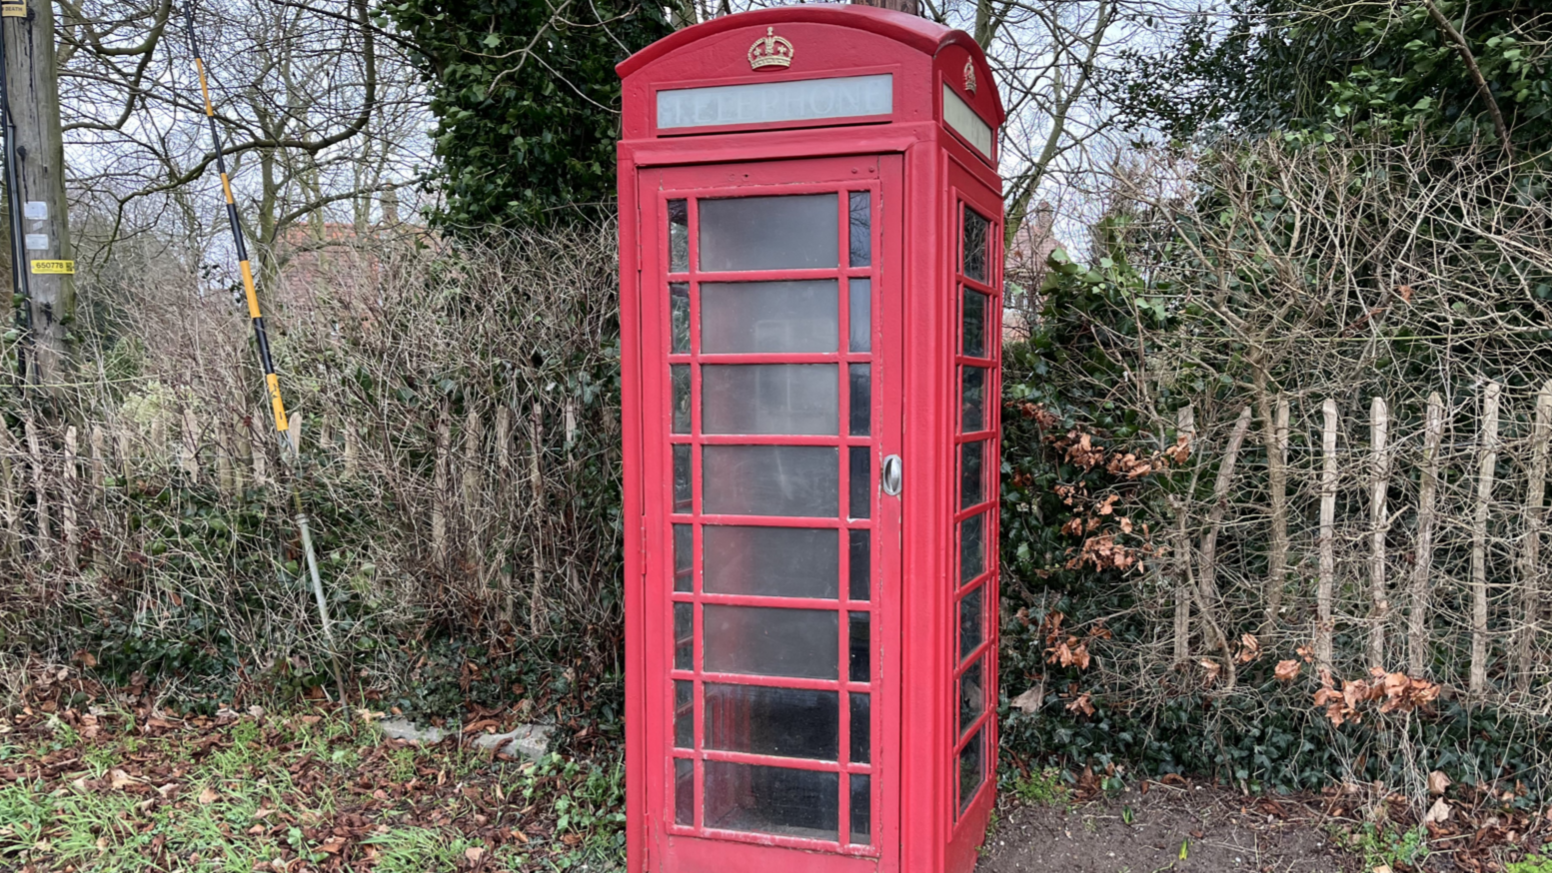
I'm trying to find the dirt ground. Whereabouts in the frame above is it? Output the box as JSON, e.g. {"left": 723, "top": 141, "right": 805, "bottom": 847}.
{"left": 978, "top": 784, "right": 1359, "bottom": 873}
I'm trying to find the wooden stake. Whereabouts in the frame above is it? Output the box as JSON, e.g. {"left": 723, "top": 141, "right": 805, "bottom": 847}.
{"left": 1197, "top": 405, "right": 1253, "bottom": 685}
{"left": 1410, "top": 393, "right": 1444, "bottom": 676}
{"left": 1515, "top": 382, "right": 1552, "bottom": 689}
{"left": 530, "top": 401, "right": 546, "bottom": 636}
{"left": 24, "top": 415, "right": 48, "bottom": 560}
{"left": 1264, "top": 396, "right": 1290, "bottom": 634}
{"left": 432, "top": 403, "right": 450, "bottom": 565}
{"left": 1369, "top": 397, "right": 1389, "bottom": 668}
{"left": 1317, "top": 398, "right": 1338, "bottom": 669}
{"left": 1172, "top": 404, "right": 1195, "bottom": 663}
{"left": 61, "top": 424, "right": 76, "bottom": 570}
{"left": 1470, "top": 381, "right": 1500, "bottom": 696}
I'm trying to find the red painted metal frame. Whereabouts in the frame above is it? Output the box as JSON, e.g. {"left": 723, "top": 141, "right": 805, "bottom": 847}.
{"left": 618, "top": 8, "right": 1004, "bottom": 873}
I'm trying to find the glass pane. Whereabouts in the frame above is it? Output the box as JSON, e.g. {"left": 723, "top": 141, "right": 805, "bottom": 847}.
{"left": 848, "top": 447, "right": 871, "bottom": 521}
{"left": 670, "top": 283, "right": 691, "bottom": 353}
{"left": 702, "top": 364, "right": 838, "bottom": 435}
{"left": 960, "top": 440, "right": 984, "bottom": 509}
{"left": 704, "top": 683, "right": 838, "bottom": 760}
{"left": 849, "top": 612, "right": 870, "bottom": 683}
{"left": 850, "top": 774, "right": 871, "bottom": 844}
{"left": 959, "top": 657, "right": 984, "bottom": 736}
{"left": 673, "top": 524, "right": 693, "bottom": 593}
{"left": 849, "top": 693, "right": 870, "bottom": 764}
{"left": 962, "top": 208, "right": 988, "bottom": 282}
{"left": 674, "top": 680, "right": 693, "bottom": 748}
{"left": 963, "top": 288, "right": 987, "bottom": 357}
{"left": 849, "top": 364, "right": 871, "bottom": 436}
{"left": 848, "top": 529, "right": 870, "bottom": 601}
{"left": 702, "top": 281, "right": 838, "bottom": 354}
{"left": 962, "top": 366, "right": 986, "bottom": 432}
{"left": 669, "top": 200, "right": 689, "bottom": 273}
{"left": 848, "top": 192, "right": 871, "bottom": 268}
{"left": 960, "top": 512, "right": 985, "bottom": 584}
{"left": 675, "top": 758, "right": 694, "bottom": 825}
{"left": 673, "top": 444, "right": 692, "bottom": 513}
{"left": 848, "top": 279, "right": 871, "bottom": 353}
{"left": 703, "top": 526, "right": 838, "bottom": 599}
{"left": 958, "top": 728, "right": 984, "bottom": 813}
{"left": 703, "top": 605, "right": 838, "bottom": 679}
{"left": 704, "top": 762, "right": 838, "bottom": 841}
{"left": 671, "top": 364, "right": 691, "bottom": 434}
{"left": 674, "top": 602, "right": 694, "bottom": 671}
{"left": 699, "top": 195, "right": 838, "bottom": 272}
{"left": 702, "top": 446, "right": 838, "bottom": 518}
{"left": 959, "top": 584, "right": 983, "bottom": 662}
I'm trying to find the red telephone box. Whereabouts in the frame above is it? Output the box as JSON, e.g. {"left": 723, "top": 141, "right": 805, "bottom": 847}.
{"left": 617, "top": 8, "right": 1004, "bottom": 872}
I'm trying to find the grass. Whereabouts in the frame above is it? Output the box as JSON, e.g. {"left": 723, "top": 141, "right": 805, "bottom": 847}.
{"left": 1008, "top": 766, "right": 1070, "bottom": 807}
{"left": 1510, "top": 858, "right": 1552, "bottom": 873}
{"left": 0, "top": 706, "right": 626, "bottom": 871}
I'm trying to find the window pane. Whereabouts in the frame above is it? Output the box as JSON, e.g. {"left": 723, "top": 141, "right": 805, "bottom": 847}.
{"left": 673, "top": 524, "right": 693, "bottom": 593}
{"left": 703, "top": 526, "right": 838, "bottom": 599}
{"left": 671, "top": 364, "right": 691, "bottom": 434}
{"left": 848, "top": 279, "right": 871, "bottom": 352}
{"left": 670, "top": 283, "right": 691, "bottom": 354}
{"left": 960, "top": 440, "right": 985, "bottom": 509}
{"left": 701, "top": 280, "right": 838, "bottom": 354}
{"left": 962, "top": 367, "right": 986, "bottom": 432}
{"left": 704, "top": 762, "right": 838, "bottom": 841}
{"left": 702, "top": 364, "right": 838, "bottom": 435}
{"left": 675, "top": 758, "right": 694, "bottom": 825}
{"left": 703, "top": 605, "right": 838, "bottom": 679}
{"left": 700, "top": 195, "right": 838, "bottom": 272}
{"left": 959, "top": 584, "right": 984, "bottom": 662}
{"left": 962, "top": 208, "right": 988, "bottom": 282}
{"left": 963, "top": 288, "right": 987, "bottom": 357}
{"left": 848, "top": 192, "right": 871, "bottom": 268}
{"left": 704, "top": 683, "right": 838, "bottom": 760}
{"left": 674, "top": 680, "right": 693, "bottom": 748}
{"left": 849, "top": 447, "right": 871, "bottom": 521}
{"left": 849, "top": 364, "right": 871, "bottom": 436}
{"left": 849, "top": 612, "right": 870, "bottom": 683}
{"left": 849, "top": 693, "right": 870, "bottom": 764}
{"left": 674, "top": 602, "right": 694, "bottom": 671}
{"left": 958, "top": 728, "right": 984, "bottom": 813}
{"left": 848, "top": 529, "right": 870, "bottom": 601}
{"left": 959, "top": 657, "right": 984, "bottom": 736}
{"left": 850, "top": 773, "right": 871, "bottom": 844}
{"left": 669, "top": 200, "right": 689, "bottom": 273}
{"left": 702, "top": 446, "right": 838, "bottom": 517}
{"left": 673, "top": 444, "right": 692, "bottom": 513}
{"left": 960, "top": 512, "right": 985, "bottom": 584}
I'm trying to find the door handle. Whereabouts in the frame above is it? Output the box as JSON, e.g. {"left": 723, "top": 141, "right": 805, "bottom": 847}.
{"left": 881, "top": 454, "right": 902, "bottom": 496}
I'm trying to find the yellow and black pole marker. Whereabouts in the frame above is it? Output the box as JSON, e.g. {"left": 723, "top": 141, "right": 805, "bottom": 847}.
{"left": 180, "top": 3, "right": 345, "bottom": 701}
{"left": 180, "top": 2, "right": 286, "bottom": 435}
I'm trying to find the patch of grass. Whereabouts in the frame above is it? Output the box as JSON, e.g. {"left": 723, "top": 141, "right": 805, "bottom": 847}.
{"left": 1333, "top": 821, "right": 1430, "bottom": 870}
{"left": 1009, "top": 766, "right": 1070, "bottom": 807}
{"left": 1509, "top": 857, "right": 1552, "bottom": 873}
{"left": 362, "top": 827, "right": 481, "bottom": 873}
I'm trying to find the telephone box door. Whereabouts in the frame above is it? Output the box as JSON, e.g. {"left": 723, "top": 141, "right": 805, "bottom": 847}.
{"left": 637, "top": 154, "right": 903, "bottom": 872}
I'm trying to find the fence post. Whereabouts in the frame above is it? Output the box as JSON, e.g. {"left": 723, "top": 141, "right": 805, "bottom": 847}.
{"left": 88, "top": 424, "right": 105, "bottom": 490}
{"left": 1172, "top": 405, "right": 1194, "bottom": 663}
{"left": 0, "top": 418, "right": 16, "bottom": 557}
{"left": 343, "top": 422, "right": 359, "bottom": 477}
{"left": 249, "top": 410, "right": 270, "bottom": 485}
{"left": 433, "top": 402, "right": 450, "bottom": 566}
{"left": 181, "top": 407, "right": 200, "bottom": 482}
{"left": 62, "top": 425, "right": 78, "bottom": 570}
{"left": 1470, "top": 381, "right": 1500, "bottom": 696}
{"left": 24, "top": 416, "right": 50, "bottom": 562}
{"left": 1515, "top": 382, "right": 1552, "bottom": 689}
{"left": 1369, "top": 397, "right": 1390, "bottom": 669}
{"left": 496, "top": 404, "right": 513, "bottom": 623}
{"left": 1264, "top": 396, "right": 1290, "bottom": 634}
{"left": 530, "top": 401, "right": 547, "bottom": 636}
{"left": 1317, "top": 399, "right": 1338, "bottom": 668}
{"left": 1410, "top": 393, "right": 1444, "bottom": 676}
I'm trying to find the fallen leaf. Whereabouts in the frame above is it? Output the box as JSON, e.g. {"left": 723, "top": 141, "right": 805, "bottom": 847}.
{"left": 1010, "top": 687, "right": 1042, "bottom": 714}
{"left": 1428, "top": 770, "right": 1451, "bottom": 796}
{"left": 109, "top": 769, "right": 133, "bottom": 789}
{"left": 465, "top": 846, "right": 486, "bottom": 862}
{"left": 1423, "top": 798, "right": 1451, "bottom": 825}
{"left": 1274, "top": 660, "right": 1301, "bottom": 682}
{"left": 198, "top": 786, "right": 219, "bottom": 805}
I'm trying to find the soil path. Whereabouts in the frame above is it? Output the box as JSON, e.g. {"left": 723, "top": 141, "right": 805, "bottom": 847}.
{"left": 977, "top": 785, "right": 1357, "bottom": 873}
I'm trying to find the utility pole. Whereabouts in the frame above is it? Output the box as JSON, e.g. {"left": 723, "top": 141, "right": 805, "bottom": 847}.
{"left": 0, "top": 0, "right": 72, "bottom": 395}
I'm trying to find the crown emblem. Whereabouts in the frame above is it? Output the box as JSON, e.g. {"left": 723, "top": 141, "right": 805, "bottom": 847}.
{"left": 963, "top": 60, "right": 977, "bottom": 95}
{"left": 748, "top": 27, "right": 793, "bottom": 70}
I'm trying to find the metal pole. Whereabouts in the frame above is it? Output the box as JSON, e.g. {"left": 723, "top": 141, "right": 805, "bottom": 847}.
{"left": 179, "top": 2, "right": 343, "bottom": 700}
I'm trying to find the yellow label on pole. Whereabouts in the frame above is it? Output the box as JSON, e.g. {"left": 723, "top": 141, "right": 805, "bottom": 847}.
{"left": 1, "top": 3, "right": 26, "bottom": 17}
{"left": 30, "top": 259, "right": 74, "bottom": 274}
